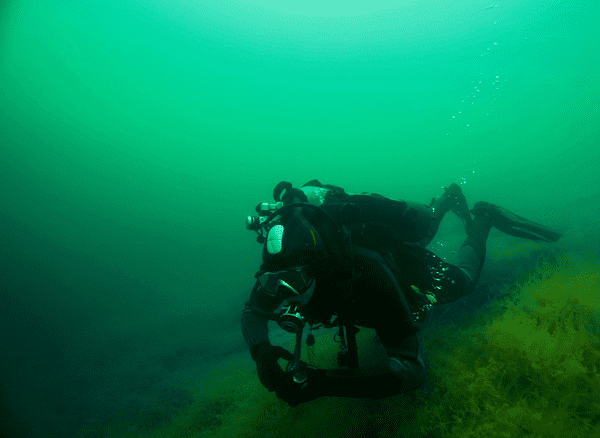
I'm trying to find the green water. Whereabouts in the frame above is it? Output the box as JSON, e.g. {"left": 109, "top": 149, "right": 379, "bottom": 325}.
{"left": 1, "top": 1, "right": 598, "bottom": 437}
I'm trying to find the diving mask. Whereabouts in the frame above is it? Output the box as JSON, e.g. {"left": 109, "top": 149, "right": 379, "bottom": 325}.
{"left": 257, "top": 267, "right": 315, "bottom": 298}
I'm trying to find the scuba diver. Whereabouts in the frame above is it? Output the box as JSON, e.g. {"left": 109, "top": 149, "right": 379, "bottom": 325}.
{"left": 241, "top": 180, "right": 561, "bottom": 407}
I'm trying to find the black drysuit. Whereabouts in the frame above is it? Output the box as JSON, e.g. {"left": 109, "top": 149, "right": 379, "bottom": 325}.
{"left": 241, "top": 183, "right": 481, "bottom": 400}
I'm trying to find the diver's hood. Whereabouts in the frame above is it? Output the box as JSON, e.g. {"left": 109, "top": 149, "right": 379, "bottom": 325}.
{"left": 260, "top": 209, "right": 328, "bottom": 273}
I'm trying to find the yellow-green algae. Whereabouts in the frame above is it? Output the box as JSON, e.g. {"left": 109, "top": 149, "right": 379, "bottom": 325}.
{"left": 77, "top": 252, "right": 600, "bottom": 438}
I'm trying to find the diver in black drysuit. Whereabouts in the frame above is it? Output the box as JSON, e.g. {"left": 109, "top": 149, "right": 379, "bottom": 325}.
{"left": 241, "top": 180, "right": 561, "bottom": 407}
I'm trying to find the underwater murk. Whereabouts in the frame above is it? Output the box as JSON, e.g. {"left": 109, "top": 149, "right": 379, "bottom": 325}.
{"left": 2, "top": 0, "right": 599, "bottom": 437}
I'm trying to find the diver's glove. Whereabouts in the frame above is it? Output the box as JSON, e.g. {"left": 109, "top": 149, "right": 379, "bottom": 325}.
{"left": 251, "top": 343, "right": 295, "bottom": 392}
{"left": 275, "top": 363, "right": 327, "bottom": 407}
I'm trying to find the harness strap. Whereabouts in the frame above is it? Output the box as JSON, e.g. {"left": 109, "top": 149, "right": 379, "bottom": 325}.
{"left": 352, "top": 245, "right": 401, "bottom": 274}
{"left": 351, "top": 244, "right": 432, "bottom": 325}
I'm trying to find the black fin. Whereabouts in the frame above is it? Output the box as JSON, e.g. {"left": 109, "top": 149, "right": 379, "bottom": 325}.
{"left": 471, "top": 202, "right": 562, "bottom": 242}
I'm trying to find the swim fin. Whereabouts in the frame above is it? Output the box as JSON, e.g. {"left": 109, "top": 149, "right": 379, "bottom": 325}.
{"left": 471, "top": 201, "right": 562, "bottom": 242}
{"left": 431, "top": 183, "right": 473, "bottom": 229}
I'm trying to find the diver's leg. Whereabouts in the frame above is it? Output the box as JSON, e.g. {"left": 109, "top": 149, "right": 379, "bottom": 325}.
{"left": 435, "top": 200, "right": 562, "bottom": 303}
{"left": 400, "top": 201, "right": 439, "bottom": 247}
{"left": 457, "top": 214, "right": 493, "bottom": 294}
{"left": 452, "top": 201, "right": 562, "bottom": 297}
{"left": 421, "top": 214, "right": 492, "bottom": 305}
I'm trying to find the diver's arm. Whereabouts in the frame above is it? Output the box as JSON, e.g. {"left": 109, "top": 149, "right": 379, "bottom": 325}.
{"left": 241, "top": 282, "right": 272, "bottom": 352}
{"left": 315, "top": 331, "right": 427, "bottom": 399}
{"left": 242, "top": 283, "right": 298, "bottom": 392}
{"left": 242, "top": 303, "right": 270, "bottom": 353}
